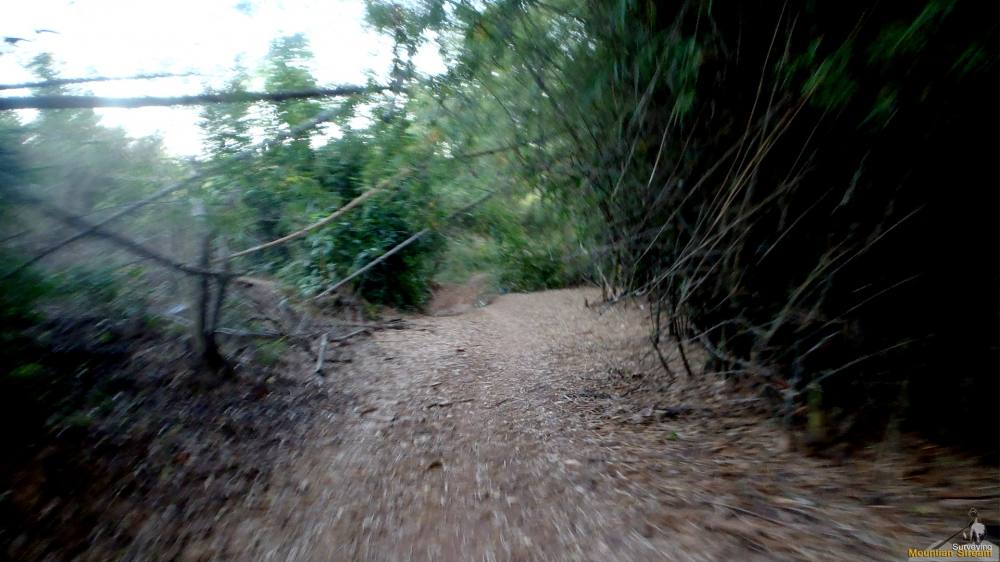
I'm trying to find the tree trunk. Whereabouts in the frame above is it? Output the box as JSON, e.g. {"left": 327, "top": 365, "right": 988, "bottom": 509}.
{"left": 192, "top": 230, "right": 229, "bottom": 375}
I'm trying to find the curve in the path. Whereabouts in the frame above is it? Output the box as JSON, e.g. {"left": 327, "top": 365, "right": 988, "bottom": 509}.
{"left": 205, "top": 288, "right": 929, "bottom": 562}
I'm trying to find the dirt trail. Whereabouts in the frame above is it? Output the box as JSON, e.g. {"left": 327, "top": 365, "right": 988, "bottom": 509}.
{"left": 193, "top": 288, "right": 994, "bottom": 561}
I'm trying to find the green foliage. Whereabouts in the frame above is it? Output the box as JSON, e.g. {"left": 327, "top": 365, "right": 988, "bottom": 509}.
{"left": 50, "top": 263, "right": 152, "bottom": 318}
{"left": 0, "top": 255, "right": 52, "bottom": 346}
{"left": 276, "top": 125, "right": 444, "bottom": 306}
{"left": 0, "top": 0, "right": 991, "bottom": 466}
{"left": 255, "top": 339, "right": 288, "bottom": 367}
{"left": 368, "top": 0, "right": 997, "bottom": 455}
{"left": 436, "top": 196, "right": 588, "bottom": 292}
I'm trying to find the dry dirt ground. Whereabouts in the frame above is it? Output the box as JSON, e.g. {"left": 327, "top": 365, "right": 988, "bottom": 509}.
{"left": 187, "top": 288, "right": 996, "bottom": 562}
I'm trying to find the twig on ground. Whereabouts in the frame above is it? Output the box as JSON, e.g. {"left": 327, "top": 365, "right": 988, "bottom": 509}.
{"left": 487, "top": 397, "right": 514, "bottom": 408}
{"left": 425, "top": 398, "right": 475, "bottom": 409}
{"left": 331, "top": 328, "right": 369, "bottom": 342}
{"left": 314, "top": 333, "right": 328, "bottom": 375}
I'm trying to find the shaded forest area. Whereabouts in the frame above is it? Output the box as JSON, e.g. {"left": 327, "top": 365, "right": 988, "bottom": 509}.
{"left": 0, "top": 0, "right": 997, "bottom": 559}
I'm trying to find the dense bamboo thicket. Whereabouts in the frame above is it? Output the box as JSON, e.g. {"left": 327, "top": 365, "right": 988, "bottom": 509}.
{"left": 394, "top": 0, "right": 998, "bottom": 453}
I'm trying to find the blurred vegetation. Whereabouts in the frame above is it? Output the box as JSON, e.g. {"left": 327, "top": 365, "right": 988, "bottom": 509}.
{"left": 358, "top": 0, "right": 997, "bottom": 456}
{"left": 0, "top": 0, "right": 996, "bottom": 461}
{"left": 436, "top": 195, "right": 591, "bottom": 292}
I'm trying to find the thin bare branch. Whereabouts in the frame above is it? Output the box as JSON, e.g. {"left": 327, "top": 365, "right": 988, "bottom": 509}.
{"left": 0, "top": 85, "right": 381, "bottom": 110}
{"left": 314, "top": 192, "right": 494, "bottom": 300}
{"left": 9, "top": 191, "right": 234, "bottom": 278}
{"left": 0, "top": 72, "right": 200, "bottom": 91}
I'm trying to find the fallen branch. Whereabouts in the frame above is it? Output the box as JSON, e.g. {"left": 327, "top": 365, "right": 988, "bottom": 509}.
{"left": 0, "top": 85, "right": 380, "bottom": 110}
{"left": 215, "top": 326, "right": 373, "bottom": 342}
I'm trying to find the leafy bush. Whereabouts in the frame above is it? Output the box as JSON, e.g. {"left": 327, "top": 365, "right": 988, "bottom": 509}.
{"left": 436, "top": 194, "right": 592, "bottom": 292}
{"left": 376, "top": 0, "right": 997, "bottom": 457}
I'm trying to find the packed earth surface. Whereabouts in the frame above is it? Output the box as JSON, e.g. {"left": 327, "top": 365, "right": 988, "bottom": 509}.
{"left": 160, "top": 287, "right": 994, "bottom": 562}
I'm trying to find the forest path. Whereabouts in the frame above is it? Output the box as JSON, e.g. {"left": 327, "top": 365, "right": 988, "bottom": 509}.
{"left": 199, "top": 288, "right": 972, "bottom": 562}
